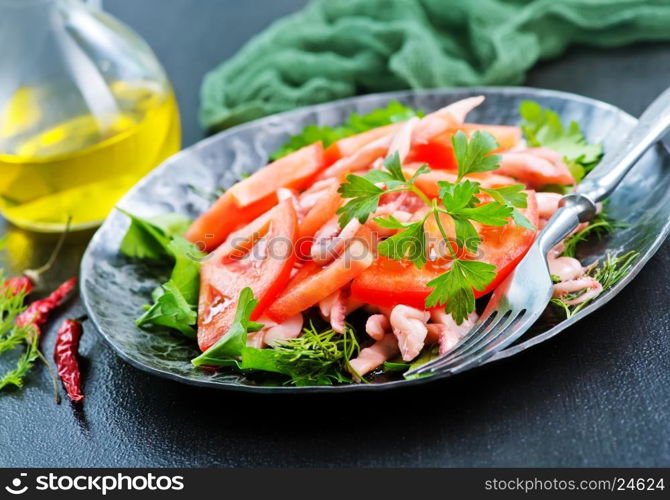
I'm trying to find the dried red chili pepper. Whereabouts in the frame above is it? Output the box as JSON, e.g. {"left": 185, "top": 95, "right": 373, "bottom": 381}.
{"left": 3, "top": 276, "right": 33, "bottom": 296}
{"left": 15, "top": 277, "right": 77, "bottom": 331}
{"left": 54, "top": 318, "right": 84, "bottom": 403}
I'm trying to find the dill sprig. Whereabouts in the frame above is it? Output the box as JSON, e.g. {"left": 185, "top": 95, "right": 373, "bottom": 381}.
{"left": 0, "top": 274, "right": 42, "bottom": 392}
{"left": 0, "top": 331, "right": 39, "bottom": 390}
{"left": 271, "top": 322, "right": 361, "bottom": 386}
{"left": 561, "top": 204, "right": 621, "bottom": 258}
{"left": 551, "top": 251, "right": 638, "bottom": 319}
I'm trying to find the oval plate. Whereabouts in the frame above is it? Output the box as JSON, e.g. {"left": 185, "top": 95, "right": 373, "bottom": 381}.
{"left": 80, "top": 87, "right": 670, "bottom": 393}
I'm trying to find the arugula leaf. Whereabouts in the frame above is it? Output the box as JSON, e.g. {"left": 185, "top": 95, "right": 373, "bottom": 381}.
{"left": 119, "top": 209, "right": 191, "bottom": 260}
{"left": 520, "top": 100, "right": 603, "bottom": 181}
{"left": 377, "top": 220, "right": 427, "bottom": 269}
{"left": 383, "top": 361, "right": 410, "bottom": 373}
{"left": 136, "top": 279, "right": 198, "bottom": 338}
{"left": 166, "top": 237, "right": 204, "bottom": 305}
{"left": 426, "top": 259, "right": 496, "bottom": 324}
{"left": 120, "top": 212, "right": 205, "bottom": 337}
{"left": 270, "top": 101, "right": 423, "bottom": 160}
{"left": 404, "top": 344, "right": 440, "bottom": 379}
{"left": 191, "top": 287, "right": 263, "bottom": 367}
{"left": 451, "top": 130, "right": 501, "bottom": 181}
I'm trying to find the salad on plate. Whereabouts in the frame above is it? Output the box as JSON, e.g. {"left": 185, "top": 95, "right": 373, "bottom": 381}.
{"left": 118, "top": 96, "right": 636, "bottom": 386}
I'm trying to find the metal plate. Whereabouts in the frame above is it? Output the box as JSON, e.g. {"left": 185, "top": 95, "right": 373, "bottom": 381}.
{"left": 80, "top": 87, "right": 670, "bottom": 392}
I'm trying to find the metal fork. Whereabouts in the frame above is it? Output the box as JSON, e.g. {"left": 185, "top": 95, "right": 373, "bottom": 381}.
{"left": 407, "top": 87, "right": 670, "bottom": 379}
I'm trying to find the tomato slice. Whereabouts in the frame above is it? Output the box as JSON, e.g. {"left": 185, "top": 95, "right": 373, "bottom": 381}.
{"left": 406, "top": 124, "right": 522, "bottom": 170}
{"left": 324, "top": 123, "right": 401, "bottom": 166}
{"left": 266, "top": 239, "right": 374, "bottom": 322}
{"left": 459, "top": 124, "right": 522, "bottom": 151}
{"left": 185, "top": 191, "right": 276, "bottom": 253}
{"left": 404, "top": 166, "right": 519, "bottom": 199}
{"left": 229, "top": 142, "right": 325, "bottom": 207}
{"left": 351, "top": 191, "right": 539, "bottom": 309}
{"left": 296, "top": 181, "right": 342, "bottom": 258}
{"left": 197, "top": 200, "right": 297, "bottom": 351}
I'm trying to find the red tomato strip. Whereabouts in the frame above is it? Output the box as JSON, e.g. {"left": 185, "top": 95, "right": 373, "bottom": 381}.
{"left": 197, "top": 201, "right": 297, "bottom": 351}
{"left": 267, "top": 239, "right": 374, "bottom": 323}
{"left": 185, "top": 191, "right": 275, "bottom": 253}
{"left": 324, "top": 123, "right": 402, "bottom": 166}
{"left": 229, "top": 142, "right": 325, "bottom": 207}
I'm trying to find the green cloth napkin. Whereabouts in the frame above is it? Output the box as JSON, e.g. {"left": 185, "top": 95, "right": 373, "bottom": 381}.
{"left": 200, "top": 0, "right": 670, "bottom": 131}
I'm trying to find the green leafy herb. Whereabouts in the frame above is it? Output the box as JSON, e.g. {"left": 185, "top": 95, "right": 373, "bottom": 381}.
{"left": 136, "top": 281, "right": 198, "bottom": 338}
{"left": 336, "top": 152, "right": 418, "bottom": 227}
{"left": 191, "top": 287, "right": 263, "bottom": 367}
{"left": 377, "top": 219, "right": 427, "bottom": 268}
{"left": 120, "top": 212, "right": 204, "bottom": 337}
{"left": 383, "top": 361, "right": 410, "bottom": 373}
{"left": 0, "top": 332, "right": 39, "bottom": 390}
{"left": 0, "top": 274, "right": 40, "bottom": 391}
{"left": 438, "top": 180, "right": 513, "bottom": 252}
{"left": 425, "top": 260, "right": 496, "bottom": 324}
{"left": 270, "top": 101, "right": 423, "bottom": 160}
{"left": 551, "top": 251, "right": 638, "bottom": 318}
{"left": 452, "top": 130, "right": 501, "bottom": 181}
{"left": 270, "top": 323, "right": 360, "bottom": 386}
{"left": 404, "top": 345, "right": 440, "bottom": 379}
{"left": 520, "top": 100, "right": 603, "bottom": 182}
{"left": 561, "top": 206, "right": 619, "bottom": 258}
{"left": 336, "top": 174, "right": 384, "bottom": 227}
{"left": 118, "top": 209, "right": 191, "bottom": 260}
{"left": 337, "top": 132, "right": 534, "bottom": 324}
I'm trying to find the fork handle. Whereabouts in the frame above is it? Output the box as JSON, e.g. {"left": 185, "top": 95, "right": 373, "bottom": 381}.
{"left": 538, "top": 87, "right": 670, "bottom": 254}
{"left": 577, "top": 86, "right": 670, "bottom": 203}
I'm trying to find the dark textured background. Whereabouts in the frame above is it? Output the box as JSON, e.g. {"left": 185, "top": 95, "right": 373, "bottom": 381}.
{"left": 1, "top": 0, "right": 669, "bottom": 467}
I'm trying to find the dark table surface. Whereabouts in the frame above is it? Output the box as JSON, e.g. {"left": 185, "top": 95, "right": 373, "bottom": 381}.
{"left": 1, "top": 0, "right": 669, "bottom": 468}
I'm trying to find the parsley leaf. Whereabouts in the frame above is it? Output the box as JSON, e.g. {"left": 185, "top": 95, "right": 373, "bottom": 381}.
{"left": 481, "top": 185, "right": 535, "bottom": 231}
{"left": 481, "top": 184, "right": 527, "bottom": 208}
{"left": 457, "top": 203, "right": 512, "bottom": 226}
{"left": 191, "top": 287, "right": 263, "bottom": 367}
{"left": 426, "top": 260, "right": 497, "bottom": 324}
{"left": 337, "top": 152, "right": 411, "bottom": 227}
{"left": 377, "top": 220, "right": 427, "bottom": 269}
{"left": 438, "top": 179, "right": 480, "bottom": 212}
{"left": 336, "top": 175, "right": 383, "bottom": 227}
{"left": 438, "top": 179, "right": 513, "bottom": 251}
{"left": 452, "top": 130, "right": 501, "bottom": 181}
{"left": 520, "top": 100, "right": 603, "bottom": 181}
{"left": 270, "top": 101, "right": 423, "bottom": 160}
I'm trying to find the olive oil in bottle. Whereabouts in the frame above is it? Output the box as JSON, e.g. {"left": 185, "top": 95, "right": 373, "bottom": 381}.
{"left": 0, "top": 81, "right": 181, "bottom": 232}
